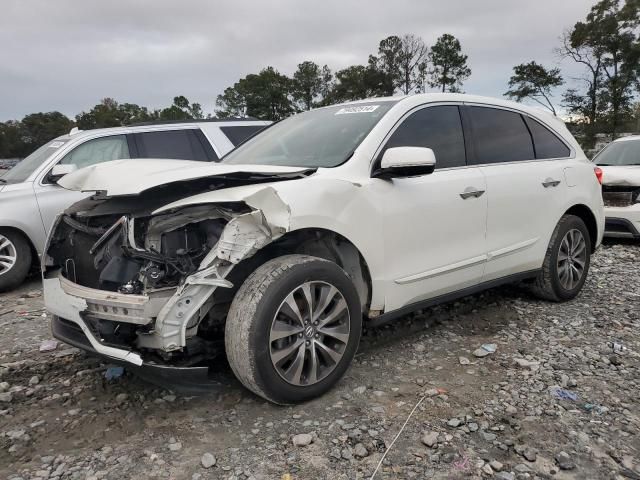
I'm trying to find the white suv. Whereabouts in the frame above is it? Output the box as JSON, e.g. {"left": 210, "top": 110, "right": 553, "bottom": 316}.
{"left": 42, "top": 94, "right": 604, "bottom": 404}
{"left": 593, "top": 135, "right": 640, "bottom": 238}
{"left": 0, "top": 119, "right": 269, "bottom": 290}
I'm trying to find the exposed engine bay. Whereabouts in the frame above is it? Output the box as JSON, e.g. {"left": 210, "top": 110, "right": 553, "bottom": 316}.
{"left": 43, "top": 176, "right": 296, "bottom": 368}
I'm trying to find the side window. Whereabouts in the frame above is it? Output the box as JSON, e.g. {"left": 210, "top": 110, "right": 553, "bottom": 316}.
{"left": 383, "top": 105, "right": 466, "bottom": 169}
{"left": 220, "top": 125, "right": 266, "bottom": 147}
{"left": 59, "top": 135, "right": 130, "bottom": 168}
{"left": 468, "top": 107, "right": 534, "bottom": 164}
{"left": 524, "top": 117, "right": 571, "bottom": 159}
{"left": 134, "top": 129, "right": 215, "bottom": 162}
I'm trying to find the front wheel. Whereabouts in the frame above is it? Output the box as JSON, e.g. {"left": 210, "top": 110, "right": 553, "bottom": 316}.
{"left": 225, "top": 255, "right": 362, "bottom": 404}
{"left": 0, "top": 230, "right": 32, "bottom": 292}
{"left": 531, "top": 214, "right": 591, "bottom": 302}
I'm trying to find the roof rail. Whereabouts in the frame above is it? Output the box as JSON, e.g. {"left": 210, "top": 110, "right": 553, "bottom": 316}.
{"left": 129, "top": 117, "right": 260, "bottom": 127}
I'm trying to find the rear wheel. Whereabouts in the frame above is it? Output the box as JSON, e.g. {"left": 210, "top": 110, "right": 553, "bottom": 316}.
{"left": 531, "top": 215, "right": 591, "bottom": 302}
{"left": 0, "top": 230, "right": 32, "bottom": 292}
{"left": 225, "top": 255, "right": 362, "bottom": 404}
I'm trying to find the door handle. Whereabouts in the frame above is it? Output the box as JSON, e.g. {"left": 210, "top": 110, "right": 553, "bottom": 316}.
{"left": 542, "top": 178, "right": 561, "bottom": 188}
{"left": 459, "top": 187, "right": 485, "bottom": 199}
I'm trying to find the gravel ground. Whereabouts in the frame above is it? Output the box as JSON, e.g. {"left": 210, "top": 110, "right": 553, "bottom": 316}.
{"left": 0, "top": 241, "right": 638, "bottom": 480}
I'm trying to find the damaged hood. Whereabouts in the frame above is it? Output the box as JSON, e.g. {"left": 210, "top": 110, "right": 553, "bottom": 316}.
{"left": 600, "top": 165, "right": 640, "bottom": 187}
{"left": 57, "top": 158, "right": 315, "bottom": 196}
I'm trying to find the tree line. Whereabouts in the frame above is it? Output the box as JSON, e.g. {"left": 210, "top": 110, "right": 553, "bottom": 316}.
{"left": 1, "top": 0, "right": 638, "bottom": 159}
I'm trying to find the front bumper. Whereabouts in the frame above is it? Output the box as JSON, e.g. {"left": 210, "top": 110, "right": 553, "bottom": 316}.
{"left": 604, "top": 204, "right": 640, "bottom": 238}
{"left": 51, "top": 315, "right": 219, "bottom": 392}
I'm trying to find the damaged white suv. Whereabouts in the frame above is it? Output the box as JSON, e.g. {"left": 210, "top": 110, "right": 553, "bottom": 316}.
{"left": 43, "top": 94, "right": 604, "bottom": 404}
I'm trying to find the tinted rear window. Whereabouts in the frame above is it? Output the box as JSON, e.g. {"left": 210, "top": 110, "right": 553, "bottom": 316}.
{"left": 468, "top": 107, "right": 534, "bottom": 164}
{"left": 221, "top": 125, "right": 266, "bottom": 147}
{"left": 134, "top": 129, "right": 215, "bottom": 161}
{"left": 524, "top": 117, "right": 571, "bottom": 159}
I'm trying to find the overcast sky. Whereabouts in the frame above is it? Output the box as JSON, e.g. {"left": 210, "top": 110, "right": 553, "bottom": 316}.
{"left": 0, "top": 0, "right": 595, "bottom": 121}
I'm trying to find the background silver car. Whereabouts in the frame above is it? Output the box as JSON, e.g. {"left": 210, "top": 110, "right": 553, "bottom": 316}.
{"left": 0, "top": 119, "right": 269, "bottom": 290}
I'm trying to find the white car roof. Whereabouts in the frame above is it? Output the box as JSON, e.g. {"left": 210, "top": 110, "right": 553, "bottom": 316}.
{"left": 612, "top": 135, "right": 640, "bottom": 143}
{"left": 64, "top": 119, "right": 270, "bottom": 141}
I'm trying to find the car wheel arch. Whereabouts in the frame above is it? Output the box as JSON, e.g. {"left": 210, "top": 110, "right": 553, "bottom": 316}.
{"left": 563, "top": 204, "right": 598, "bottom": 253}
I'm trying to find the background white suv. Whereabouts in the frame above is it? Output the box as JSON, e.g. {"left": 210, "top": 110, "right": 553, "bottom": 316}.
{"left": 0, "top": 119, "right": 269, "bottom": 290}
{"left": 593, "top": 135, "right": 640, "bottom": 239}
{"left": 42, "top": 94, "right": 604, "bottom": 404}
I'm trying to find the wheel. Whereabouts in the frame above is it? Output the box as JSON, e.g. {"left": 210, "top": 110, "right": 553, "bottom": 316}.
{"left": 531, "top": 215, "right": 591, "bottom": 302}
{"left": 225, "top": 254, "right": 362, "bottom": 404}
{"left": 0, "top": 230, "right": 32, "bottom": 292}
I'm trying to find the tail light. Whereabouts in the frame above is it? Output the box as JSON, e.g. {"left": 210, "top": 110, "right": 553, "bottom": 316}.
{"left": 594, "top": 166, "right": 603, "bottom": 185}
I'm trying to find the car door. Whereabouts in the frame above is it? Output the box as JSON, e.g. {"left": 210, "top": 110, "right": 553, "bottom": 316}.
{"left": 34, "top": 134, "right": 133, "bottom": 236}
{"left": 463, "top": 105, "right": 570, "bottom": 281}
{"left": 370, "top": 104, "right": 488, "bottom": 312}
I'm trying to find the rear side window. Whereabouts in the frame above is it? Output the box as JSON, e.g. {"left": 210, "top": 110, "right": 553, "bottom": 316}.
{"left": 468, "top": 107, "right": 534, "bottom": 164}
{"left": 524, "top": 117, "right": 571, "bottom": 159}
{"left": 59, "top": 135, "right": 130, "bottom": 168}
{"left": 133, "top": 129, "right": 217, "bottom": 162}
{"left": 220, "top": 125, "right": 266, "bottom": 147}
{"left": 383, "top": 105, "right": 466, "bottom": 169}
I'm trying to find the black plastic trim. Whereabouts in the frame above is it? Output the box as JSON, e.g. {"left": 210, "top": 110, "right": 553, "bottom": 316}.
{"left": 367, "top": 269, "right": 541, "bottom": 328}
{"left": 604, "top": 217, "right": 640, "bottom": 238}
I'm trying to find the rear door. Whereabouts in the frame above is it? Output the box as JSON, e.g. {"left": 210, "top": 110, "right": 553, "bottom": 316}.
{"left": 464, "top": 105, "right": 571, "bottom": 281}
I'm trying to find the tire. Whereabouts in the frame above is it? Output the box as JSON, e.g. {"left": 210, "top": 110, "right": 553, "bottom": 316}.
{"left": 225, "top": 254, "right": 362, "bottom": 404}
{"left": 0, "top": 229, "right": 32, "bottom": 292}
{"left": 531, "top": 214, "right": 591, "bottom": 302}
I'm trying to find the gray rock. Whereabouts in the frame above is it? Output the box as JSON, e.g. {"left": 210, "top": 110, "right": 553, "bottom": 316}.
{"left": 555, "top": 451, "right": 576, "bottom": 470}
{"left": 495, "top": 473, "right": 515, "bottom": 480}
{"left": 490, "top": 460, "right": 504, "bottom": 472}
{"left": 115, "top": 393, "right": 128, "bottom": 405}
{"left": 421, "top": 431, "right": 439, "bottom": 448}
{"left": 0, "top": 392, "right": 12, "bottom": 403}
{"left": 447, "top": 418, "right": 462, "bottom": 427}
{"left": 459, "top": 356, "right": 471, "bottom": 365}
{"left": 292, "top": 433, "right": 313, "bottom": 447}
{"left": 201, "top": 453, "right": 216, "bottom": 468}
{"left": 168, "top": 442, "right": 182, "bottom": 452}
{"left": 353, "top": 443, "right": 368, "bottom": 458}
{"left": 28, "top": 376, "right": 40, "bottom": 386}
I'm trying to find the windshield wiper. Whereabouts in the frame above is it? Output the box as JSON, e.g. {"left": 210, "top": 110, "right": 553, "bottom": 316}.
{"left": 0, "top": 178, "right": 7, "bottom": 183}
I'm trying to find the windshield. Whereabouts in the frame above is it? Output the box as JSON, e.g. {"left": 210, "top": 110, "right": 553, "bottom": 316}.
{"left": 594, "top": 139, "right": 640, "bottom": 166}
{"left": 1, "top": 137, "right": 70, "bottom": 183}
{"left": 222, "top": 102, "right": 397, "bottom": 167}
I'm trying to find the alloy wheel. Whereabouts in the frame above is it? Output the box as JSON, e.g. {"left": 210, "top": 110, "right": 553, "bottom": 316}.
{"left": 269, "top": 281, "right": 350, "bottom": 386}
{"left": 557, "top": 228, "right": 587, "bottom": 290}
{"left": 0, "top": 234, "right": 17, "bottom": 276}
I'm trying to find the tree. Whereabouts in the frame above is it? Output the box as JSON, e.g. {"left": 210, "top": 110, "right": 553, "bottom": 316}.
{"left": 20, "top": 112, "right": 74, "bottom": 153}
{"left": 0, "top": 121, "right": 25, "bottom": 158}
{"left": 325, "top": 59, "right": 394, "bottom": 103}
{"left": 561, "top": 0, "right": 640, "bottom": 138}
{"left": 291, "top": 61, "right": 333, "bottom": 110}
{"left": 375, "top": 34, "right": 429, "bottom": 94}
{"left": 76, "top": 98, "right": 156, "bottom": 129}
{"left": 216, "top": 67, "right": 295, "bottom": 120}
{"left": 159, "top": 95, "right": 204, "bottom": 120}
{"left": 558, "top": 29, "right": 606, "bottom": 147}
{"left": 505, "top": 61, "right": 564, "bottom": 115}
{"left": 427, "top": 34, "right": 471, "bottom": 92}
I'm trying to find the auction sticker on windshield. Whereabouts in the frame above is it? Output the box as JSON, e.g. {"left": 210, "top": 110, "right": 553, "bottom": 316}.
{"left": 335, "top": 105, "right": 380, "bottom": 115}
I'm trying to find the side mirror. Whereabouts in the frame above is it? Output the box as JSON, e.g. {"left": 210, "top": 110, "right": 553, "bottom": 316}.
{"left": 372, "top": 147, "right": 436, "bottom": 179}
{"left": 48, "top": 164, "right": 77, "bottom": 183}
